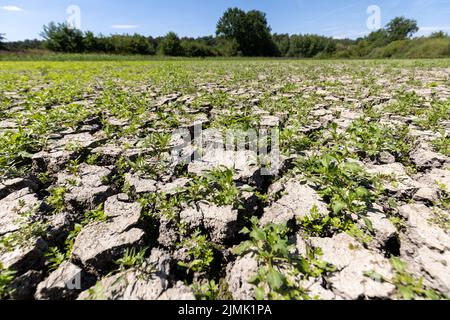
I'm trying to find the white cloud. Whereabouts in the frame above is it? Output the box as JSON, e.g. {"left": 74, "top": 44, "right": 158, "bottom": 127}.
{"left": 1, "top": 5, "right": 23, "bottom": 12}
{"left": 111, "top": 25, "right": 139, "bottom": 30}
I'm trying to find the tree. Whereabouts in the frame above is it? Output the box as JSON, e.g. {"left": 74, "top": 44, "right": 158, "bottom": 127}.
{"left": 216, "top": 8, "right": 278, "bottom": 56}
{"left": 181, "top": 40, "right": 215, "bottom": 57}
{"left": 159, "top": 32, "right": 184, "bottom": 56}
{"left": 129, "top": 34, "right": 155, "bottom": 55}
{"left": 386, "top": 17, "right": 419, "bottom": 41}
{"left": 0, "top": 33, "right": 5, "bottom": 50}
{"left": 273, "top": 33, "right": 290, "bottom": 56}
{"left": 83, "top": 31, "right": 98, "bottom": 52}
{"left": 41, "top": 22, "right": 85, "bottom": 52}
{"left": 366, "top": 29, "right": 390, "bottom": 47}
{"left": 429, "top": 31, "right": 448, "bottom": 39}
{"left": 288, "top": 34, "right": 336, "bottom": 58}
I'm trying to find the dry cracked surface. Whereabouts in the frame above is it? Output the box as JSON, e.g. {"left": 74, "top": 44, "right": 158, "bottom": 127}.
{"left": 0, "top": 60, "right": 450, "bottom": 300}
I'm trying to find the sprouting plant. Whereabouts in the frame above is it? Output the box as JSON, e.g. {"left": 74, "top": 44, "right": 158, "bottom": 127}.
{"left": 385, "top": 91, "right": 424, "bottom": 116}
{"left": 64, "top": 224, "right": 82, "bottom": 258}
{"left": 86, "top": 154, "right": 100, "bottom": 166}
{"left": 0, "top": 220, "right": 48, "bottom": 253}
{"left": 37, "top": 172, "right": 52, "bottom": 185}
{"left": 364, "top": 257, "right": 447, "bottom": 300}
{"left": 67, "top": 158, "right": 81, "bottom": 175}
{"left": 82, "top": 204, "right": 107, "bottom": 224}
{"left": 45, "top": 247, "right": 67, "bottom": 271}
{"left": 178, "top": 229, "right": 215, "bottom": 274}
{"left": 185, "top": 167, "right": 240, "bottom": 207}
{"left": 115, "top": 247, "right": 148, "bottom": 271}
{"left": 142, "top": 132, "right": 172, "bottom": 154}
{"left": 416, "top": 99, "right": 450, "bottom": 131}
{"left": 294, "top": 151, "right": 379, "bottom": 231}
{"left": 432, "top": 131, "right": 450, "bottom": 157}
{"left": 0, "top": 263, "right": 16, "bottom": 299}
{"left": 298, "top": 206, "right": 362, "bottom": 239}
{"left": 65, "top": 141, "right": 83, "bottom": 153}
{"left": 82, "top": 282, "right": 106, "bottom": 300}
{"left": 346, "top": 119, "right": 414, "bottom": 165}
{"left": 46, "top": 186, "right": 67, "bottom": 212}
{"left": 192, "top": 280, "right": 220, "bottom": 300}
{"left": 234, "top": 217, "right": 335, "bottom": 300}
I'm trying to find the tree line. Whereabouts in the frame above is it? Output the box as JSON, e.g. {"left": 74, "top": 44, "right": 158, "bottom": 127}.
{"left": 1, "top": 8, "right": 449, "bottom": 58}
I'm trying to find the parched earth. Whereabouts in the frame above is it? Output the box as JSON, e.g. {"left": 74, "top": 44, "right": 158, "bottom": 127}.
{"left": 0, "top": 60, "right": 449, "bottom": 300}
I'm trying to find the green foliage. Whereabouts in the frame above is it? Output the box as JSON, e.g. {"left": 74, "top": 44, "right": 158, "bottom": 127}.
{"left": 416, "top": 100, "right": 450, "bottom": 131}
{"left": 385, "top": 91, "right": 424, "bottom": 116}
{"left": 216, "top": 8, "right": 278, "bottom": 56}
{"left": 0, "top": 263, "right": 15, "bottom": 299}
{"left": 185, "top": 167, "right": 240, "bottom": 207}
{"left": 294, "top": 151, "right": 379, "bottom": 230}
{"left": 346, "top": 119, "right": 414, "bottom": 165}
{"left": 365, "top": 257, "right": 447, "bottom": 300}
{"left": 235, "top": 217, "right": 335, "bottom": 300}
{"left": 41, "top": 22, "right": 85, "bottom": 53}
{"left": 159, "top": 32, "right": 184, "bottom": 56}
{"left": 64, "top": 224, "right": 82, "bottom": 258}
{"left": 192, "top": 280, "right": 220, "bottom": 300}
{"left": 115, "top": 247, "right": 148, "bottom": 271}
{"left": 288, "top": 34, "right": 336, "bottom": 58}
{"left": 432, "top": 132, "right": 450, "bottom": 157}
{"left": 178, "top": 229, "right": 215, "bottom": 274}
{"left": 45, "top": 247, "right": 67, "bottom": 271}
{"left": 386, "top": 17, "right": 419, "bottom": 41}
{"left": 6, "top": 12, "right": 450, "bottom": 58}
{"left": 0, "top": 220, "right": 48, "bottom": 253}
{"left": 181, "top": 40, "right": 216, "bottom": 57}
{"left": 0, "top": 125, "right": 43, "bottom": 177}
{"left": 46, "top": 186, "right": 67, "bottom": 213}
{"left": 0, "top": 33, "right": 5, "bottom": 50}
{"left": 83, "top": 204, "right": 107, "bottom": 224}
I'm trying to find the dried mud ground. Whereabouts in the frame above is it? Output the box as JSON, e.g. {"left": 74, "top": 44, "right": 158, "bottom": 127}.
{"left": 1, "top": 59, "right": 450, "bottom": 300}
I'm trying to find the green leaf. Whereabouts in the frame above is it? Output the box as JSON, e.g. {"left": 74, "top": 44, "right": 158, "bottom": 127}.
{"left": 233, "top": 241, "right": 252, "bottom": 255}
{"left": 356, "top": 187, "right": 369, "bottom": 198}
{"left": 398, "top": 286, "right": 415, "bottom": 300}
{"left": 390, "top": 257, "right": 406, "bottom": 273}
{"left": 267, "top": 268, "right": 284, "bottom": 290}
{"left": 364, "top": 270, "right": 385, "bottom": 283}
{"left": 255, "top": 287, "right": 265, "bottom": 300}
{"left": 250, "top": 228, "right": 266, "bottom": 242}
{"left": 362, "top": 217, "right": 374, "bottom": 232}
{"left": 239, "top": 227, "right": 251, "bottom": 235}
{"left": 332, "top": 200, "right": 346, "bottom": 215}
{"left": 424, "top": 290, "right": 441, "bottom": 300}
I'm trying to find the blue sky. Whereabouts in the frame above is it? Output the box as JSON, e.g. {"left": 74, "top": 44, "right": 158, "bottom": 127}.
{"left": 1, "top": 0, "right": 449, "bottom": 41}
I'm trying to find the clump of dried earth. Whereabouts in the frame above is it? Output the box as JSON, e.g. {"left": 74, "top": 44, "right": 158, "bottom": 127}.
{"left": 0, "top": 60, "right": 449, "bottom": 300}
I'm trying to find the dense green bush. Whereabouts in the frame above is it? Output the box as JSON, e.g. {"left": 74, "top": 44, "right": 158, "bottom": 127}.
{"left": 159, "top": 32, "right": 184, "bottom": 56}
{"left": 288, "top": 34, "right": 336, "bottom": 58}
{"left": 181, "top": 40, "right": 216, "bottom": 57}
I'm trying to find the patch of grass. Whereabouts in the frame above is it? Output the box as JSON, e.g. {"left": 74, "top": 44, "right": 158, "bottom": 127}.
{"left": 365, "top": 257, "right": 447, "bottom": 300}
{"left": 115, "top": 247, "right": 148, "bottom": 271}
{"left": 346, "top": 119, "right": 414, "bottom": 165}
{"left": 46, "top": 186, "right": 67, "bottom": 213}
{"left": 234, "top": 217, "right": 335, "bottom": 300}
{"left": 45, "top": 247, "right": 67, "bottom": 271}
{"left": 294, "top": 150, "right": 381, "bottom": 231}
{"left": 185, "top": 167, "right": 240, "bottom": 207}
{"left": 178, "top": 229, "right": 215, "bottom": 274}
{"left": 0, "top": 263, "right": 16, "bottom": 299}
{"left": 432, "top": 131, "right": 450, "bottom": 157}
{"left": 0, "top": 220, "right": 48, "bottom": 253}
